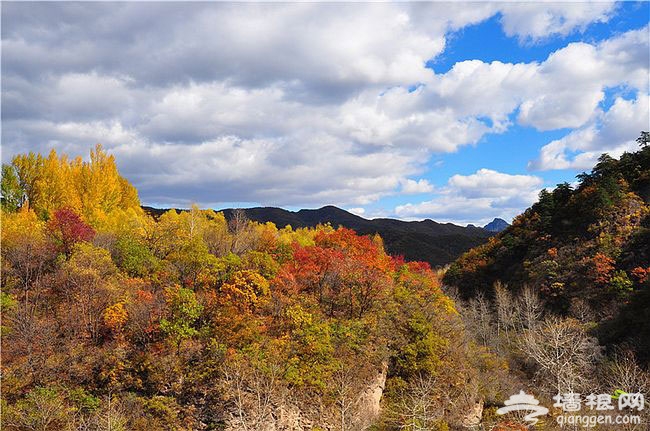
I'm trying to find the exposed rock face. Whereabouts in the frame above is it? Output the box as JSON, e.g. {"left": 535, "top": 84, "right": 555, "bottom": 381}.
{"left": 462, "top": 399, "right": 484, "bottom": 427}
{"left": 223, "top": 361, "right": 390, "bottom": 431}
{"left": 356, "top": 361, "right": 389, "bottom": 429}
{"left": 274, "top": 404, "right": 313, "bottom": 431}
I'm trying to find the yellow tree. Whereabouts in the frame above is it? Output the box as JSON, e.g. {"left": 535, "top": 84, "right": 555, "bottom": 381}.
{"left": 34, "top": 150, "right": 81, "bottom": 218}
{"left": 77, "top": 144, "right": 124, "bottom": 224}
{"left": 1, "top": 207, "right": 50, "bottom": 297}
{"left": 61, "top": 242, "right": 121, "bottom": 342}
{"left": 7, "top": 145, "right": 142, "bottom": 228}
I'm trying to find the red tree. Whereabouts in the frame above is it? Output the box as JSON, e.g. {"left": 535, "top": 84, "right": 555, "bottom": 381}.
{"left": 277, "top": 228, "right": 392, "bottom": 318}
{"left": 46, "top": 207, "right": 95, "bottom": 256}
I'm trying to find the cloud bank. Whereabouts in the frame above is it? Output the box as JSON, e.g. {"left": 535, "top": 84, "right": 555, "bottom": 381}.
{"left": 2, "top": 2, "right": 647, "bottom": 223}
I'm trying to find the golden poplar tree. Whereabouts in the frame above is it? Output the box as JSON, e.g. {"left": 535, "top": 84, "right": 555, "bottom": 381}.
{"left": 4, "top": 144, "right": 143, "bottom": 231}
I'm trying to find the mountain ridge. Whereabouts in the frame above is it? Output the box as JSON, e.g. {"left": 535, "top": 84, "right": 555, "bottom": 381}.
{"left": 142, "top": 205, "right": 494, "bottom": 267}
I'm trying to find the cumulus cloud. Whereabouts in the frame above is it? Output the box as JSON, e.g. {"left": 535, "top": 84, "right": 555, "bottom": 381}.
{"left": 448, "top": 169, "right": 542, "bottom": 198}
{"left": 1, "top": 1, "right": 644, "bottom": 214}
{"left": 341, "top": 23, "right": 647, "bottom": 159}
{"left": 395, "top": 169, "right": 544, "bottom": 225}
{"left": 499, "top": 2, "right": 617, "bottom": 41}
{"left": 1, "top": 3, "right": 449, "bottom": 95}
{"left": 518, "top": 25, "right": 649, "bottom": 130}
{"left": 108, "top": 136, "right": 417, "bottom": 208}
{"left": 529, "top": 95, "right": 650, "bottom": 171}
{"left": 400, "top": 179, "right": 435, "bottom": 194}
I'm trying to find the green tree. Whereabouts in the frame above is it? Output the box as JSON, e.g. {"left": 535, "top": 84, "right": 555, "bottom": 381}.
{"left": 1, "top": 164, "right": 25, "bottom": 212}
{"left": 1, "top": 291, "right": 17, "bottom": 335}
{"left": 160, "top": 286, "right": 203, "bottom": 351}
{"left": 114, "top": 236, "right": 159, "bottom": 277}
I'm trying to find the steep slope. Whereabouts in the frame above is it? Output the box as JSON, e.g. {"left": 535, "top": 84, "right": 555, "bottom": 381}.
{"left": 143, "top": 205, "right": 493, "bottom": 267}
{"left": 444, "top": 136, "right": 650, "bottom": 361}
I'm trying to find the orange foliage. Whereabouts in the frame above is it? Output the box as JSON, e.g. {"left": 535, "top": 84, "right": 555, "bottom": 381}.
{"left": 275, "top": 227, "right": 395, "bottom": 318}
{"left": 220, "top": 270, "right": 270, "bottom": 312}
{"left": 104, "top": 302, "right": 128, "bottom": 333}
{"left": 592, "top": 253, "right": 615, "bottom": 285}
{"left": 136, "top": 288, "right": 155, "bottom": 303}
{"left": 632, "top": 266, "right": 650, "bottom": 284}
{"left": 493, "top": 421, "right": 528, "bottom": 431}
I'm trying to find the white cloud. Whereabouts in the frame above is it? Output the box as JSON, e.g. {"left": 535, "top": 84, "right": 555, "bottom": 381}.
{"left": 518, "top": 26, "right": 649, "bottom": 130}
{"left": 529, "top": 95, "right": 650, "bottom": 170}
{"left": 106, "top": 135, "right": 419, "bottom": 208}
{"left": 338, "top": 85, "right": 493, "bottom": 152}
{"left": 419, "top": 26, "right": 649, "bottom": 135}
{"left": 499, "top": 2, "right": 616, "bottom": 41}
{"left": 395, "top": 169, "right": 543, "bottom": 225}
{"left": 1, "top": 2, "right": 645, "bottom": 212}
{"left": 449, "top": 168, "right": 543, "bottom": 197}
{"left": 598, "top": 25, "right": 650, "bottom": 91}
{"left": 426, "top": 60, "right": 537, "bottom": 129}
{"left": 347, "top": 207, "right": 366, "bottom": 216}
{"left": 400, "top": 178, "right": 435, "bottom": 194}
{"left": 2, "top": 3, "right": 450, "bottom": 94}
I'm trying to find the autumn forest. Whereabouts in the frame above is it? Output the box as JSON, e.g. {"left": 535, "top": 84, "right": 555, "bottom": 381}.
{"left": 2, "top": 136, "right": 650, "bottom": 430}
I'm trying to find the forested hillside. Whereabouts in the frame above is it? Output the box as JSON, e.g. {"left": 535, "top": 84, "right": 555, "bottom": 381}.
{"left": 3, "top": 139, "right": 649, "bottom": 431}
{"left": 1, "top": 146, "right": 507, "bottom": 430}
{"left": 142, "top": 205, "right": 493, "bottom": 268}
{"left": 434, "top": 134, "right": 650, "bottom": 431}
{"left": 444, "top": 133, "right": 650, "bottom": 360}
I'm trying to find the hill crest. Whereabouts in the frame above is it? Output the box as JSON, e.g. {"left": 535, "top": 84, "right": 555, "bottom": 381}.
{"left": 142, "top": 205, "right": 493, "bottom": 267}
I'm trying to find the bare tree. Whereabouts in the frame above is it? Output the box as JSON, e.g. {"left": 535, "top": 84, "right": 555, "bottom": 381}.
{"left": 594, "top": 349, "right": 650, "bottom": 431}
{"left": 2, "top": 236, "right": 54, "bottom": 303}
{"left": 568, "top": 298, "right": 594, "bottom": 324}
{"left": 514, "top": 284, "right": 544, "bottom": 330}
{"left": 4, "top": 277, "right": 57, "bottom": 385}
{"left": 494, "top": 282, "right": 517, "bottom": 340}
{"left": 221, "top": 357, "right": 310, "bottom": 431}
{"left": 94, "top": 393, "right": 128, "bottom": 431}
{"left": 229, "top": 210, "right": 258, "bottom": 255}
{"left": 334, "top": 359, "right": 387, "bottom": 431}
{"left": 221, "top": 360, "right": 274, "bottom": 431}
{"left": 331, "top": 366, "right": 363, "bottom": 431}
{"left": 4, "top": 387, "right": 69, "bottom": 431}
{"left": 463, "top": 292, "right": 496, "bottom": 348}
{"left": 603, "top": 349, "right": 649, "bottom": 396}
{"left": 520, "top": 317, "right": 602, "bottom": 396}
{"left": 390, "top": 373, "right": 444, "bottom": 431}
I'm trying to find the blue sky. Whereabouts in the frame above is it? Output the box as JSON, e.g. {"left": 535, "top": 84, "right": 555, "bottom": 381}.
{"left": 367, "top": 1, "right": 649, "bottom": 223}
{"left": 2, "top": 2, "right": 649, "bottom": 225}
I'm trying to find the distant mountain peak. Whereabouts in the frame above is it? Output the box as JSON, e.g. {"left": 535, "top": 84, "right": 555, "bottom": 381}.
{"left": 483, "top": 217, "right": 509, "bottom": 232}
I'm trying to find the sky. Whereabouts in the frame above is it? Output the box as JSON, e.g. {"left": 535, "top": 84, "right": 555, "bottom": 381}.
{"left": 2, "top": 2, "right": 649, "bottom": 226}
